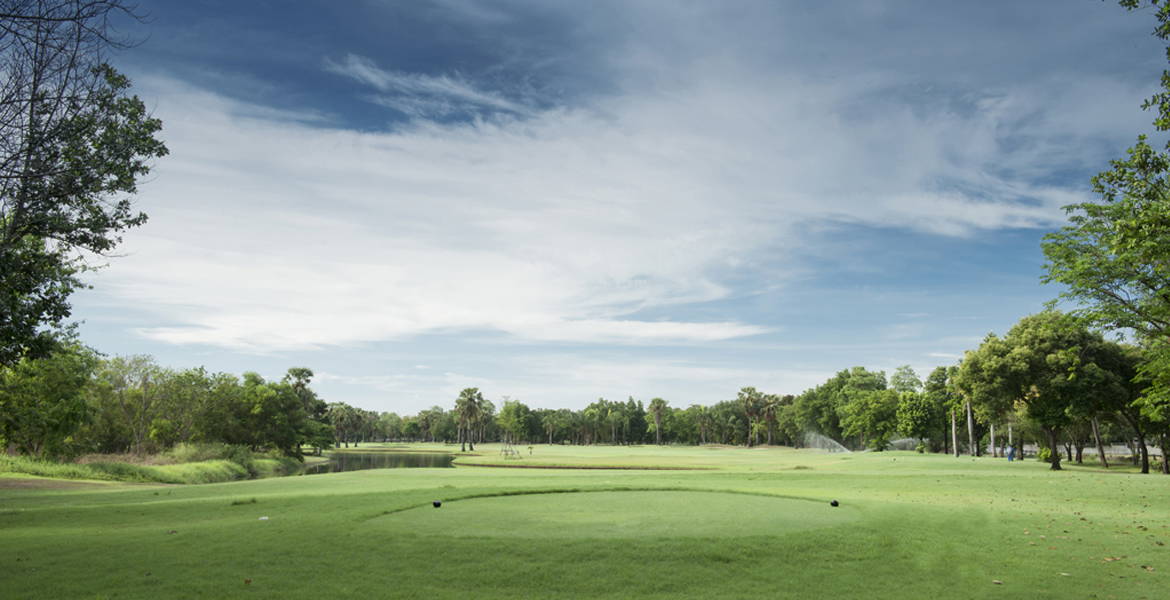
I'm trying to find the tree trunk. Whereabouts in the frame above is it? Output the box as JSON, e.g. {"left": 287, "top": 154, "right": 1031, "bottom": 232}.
{"left": 1075, "top": 443, "right": 1084, "bottom": 464}
{"left": 991, "top": 423, "right": 997, "bottom": 457}
{"left": 965, "top": 402, "right": 976, "bottom": 456}
{"left": 1063, "top": 441, "right": 1072, "bottom": 463}
{"left": 951, "top": 409, "right": 959, "bottom": 458}
{"left": 1160, "top": 434, "right": 1169, "bottom": 475}
{"left": 1045, "top": 428, "right": 1062, "bottom": 471}
{"left": 1091, "top": 417, "right": 1109, "bottom": 468}
{"left": 1138, "top": 434, "right": 1150, "bottom": 474}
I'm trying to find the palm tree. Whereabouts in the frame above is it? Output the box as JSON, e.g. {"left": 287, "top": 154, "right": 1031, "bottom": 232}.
{"left": 761, "top": 394, "right": 784, "bottom": 445}
{"left": 541, "top": 413, "right": 556, "bottom": 444}
{"left": 455, "top": 388, "right": 484, "bottom": 451}
{"left": 476, "top": 398, "right": 494, "bottom": 445}
{"left": 649, "top": 398, "right": 668, "bottom": 445}
{"left": 690, "top": 404, "right": 711, "bottom": 445}
{"left": 584, "top": 399, "right": 608, "bottom": 445}
{"left": 738, "top": 387, "right": 763, "bottom": 447}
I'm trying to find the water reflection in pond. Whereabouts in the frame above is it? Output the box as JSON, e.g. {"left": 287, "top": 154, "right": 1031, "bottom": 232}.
{"left": 303, "top": 452, "right": 455, "bottom": 474}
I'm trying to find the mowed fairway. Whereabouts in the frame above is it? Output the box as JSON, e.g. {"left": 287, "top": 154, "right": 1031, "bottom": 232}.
{"left": 2, "top": 446, "right": 1168, "bottom": 599}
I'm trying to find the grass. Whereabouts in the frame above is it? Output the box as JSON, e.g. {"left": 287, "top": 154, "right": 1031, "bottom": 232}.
{"left": 0, "top": 451, "right": 303, "bottom": 485}
{"left": 2, "top": 444, "right": 1168, "bottom": 598}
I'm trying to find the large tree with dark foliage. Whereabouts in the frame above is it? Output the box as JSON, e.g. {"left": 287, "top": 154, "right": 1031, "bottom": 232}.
{"left": 0, "top": 0, "right": 167, "bottom": 365}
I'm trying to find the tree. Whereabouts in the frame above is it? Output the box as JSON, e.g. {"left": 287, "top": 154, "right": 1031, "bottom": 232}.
{"left": 280, "top": 367, "right": 330, "bottom": 454}
{"left": 377, "top": 412, "right": 402, "bottom": 442}
{"left": 0, "top": 339, "right": 96, "bottom": 457}
{"left": 496, "top": 398, "right": 530, "bottom": 444}
{"left": 792, "top": 367, "right": 886, "bottom": 447}
{"left": 839, "top": 389, "right": 899, "bottom": 451}
{"left": 896, "top": 390, "right": 939, "bottom": 447}
{"left": 150, "top": 366, "right": 214, "bottom": 449}
{"left": 454, "top": 387, "right": 483, "bottom": 451}
{"left": 0, "top": 1, "right": 167, "bottom": 365}
{"left": 924, "top": 366, "right": 960, "bottom": 455}
{"left": 738, "top": 387, "right": 763, "bottom": 447}
{"left": 760, "top": 394, "right": 790, "bottom": 445}
{"left": 476, "top": 398, "right": 495, "bottom": 445}
{"left": 689, "top": 404, "right": 711, "bottom": 445}
{"left": 956, "top": 312, "right": 1125, "bottom": 470}
{"left": 1041, "top": 1, "right": 1170, "bottom": 426}
{"left": 327, "top": 402, "right": 359, "bottom": 448}
{"left": 88, "top": 355, "right": 166, "bottom": 455}
{"left": 1080, "top": 342, "right": 1161, "bottom": 473}
{"left": 648, "top": 397, "right": 668, "bottom": 445}
{"left": 890, "top": 365, "right": 923, "bottom": 394}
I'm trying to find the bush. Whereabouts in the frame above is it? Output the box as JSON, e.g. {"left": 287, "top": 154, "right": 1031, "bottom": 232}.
{"left": 1037, "top": 447, "right": 1053, "bottom": 463}
{"left": 915, "top": 442, "right": 926, "bottom": 454}
{"left": 166, "top": 442, "right": 234, "bottom": 463}
{"left": 167, "top": 443, "right": 265, "bottom": 477}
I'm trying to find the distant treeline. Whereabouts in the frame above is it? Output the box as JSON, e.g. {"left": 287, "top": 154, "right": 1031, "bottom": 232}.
{"left": 2, "top": 310, "right": 1166, "bottom": 473}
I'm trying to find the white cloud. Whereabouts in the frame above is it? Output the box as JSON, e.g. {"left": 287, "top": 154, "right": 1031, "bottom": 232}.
{"left": 93, "top": 25, "right": 1146, "bottom": 355}
{"left": 324, "top": 53, "right": 531, "bottom": 117}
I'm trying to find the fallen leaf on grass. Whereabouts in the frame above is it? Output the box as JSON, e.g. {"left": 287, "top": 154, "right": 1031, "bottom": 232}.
{"left": 1059, "top": 573, "right": 1070, "bottom": 577}
{"left": 1141, "top": 565, "right": 1154, "bottom": 572}
{"left": 992, "top": 580, "right": 1003, "bottom": 585}
{"left": 1103, "top": 557, "right": 1122, "bottom": 562}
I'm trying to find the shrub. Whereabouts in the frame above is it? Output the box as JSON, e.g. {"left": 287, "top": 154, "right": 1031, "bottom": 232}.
{"left": 166, "top": 442, "right": 234, "bottom": 463}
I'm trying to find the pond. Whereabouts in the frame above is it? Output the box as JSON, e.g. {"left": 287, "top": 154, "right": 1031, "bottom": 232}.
{"left": 302, "top": 452, "right": 455, "bottom": 475}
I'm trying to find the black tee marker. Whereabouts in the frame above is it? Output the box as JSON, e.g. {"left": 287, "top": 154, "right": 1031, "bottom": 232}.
{"left": 433, "top": 500, "right": 442, "bottom": 508}
{"left": 830, "top": 500, "right": 839, "bottom": 507}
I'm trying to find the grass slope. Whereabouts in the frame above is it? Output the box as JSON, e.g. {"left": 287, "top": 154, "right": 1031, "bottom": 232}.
{"left": 2, "top": 445, "right": 1167, "bottom": 599}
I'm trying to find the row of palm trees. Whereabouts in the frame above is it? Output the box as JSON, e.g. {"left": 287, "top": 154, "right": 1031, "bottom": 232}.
{"left": 737, "top": 387, "right": 792, "bottom": 446}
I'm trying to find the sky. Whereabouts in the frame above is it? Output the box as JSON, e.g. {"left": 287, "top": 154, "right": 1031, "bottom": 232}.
{"left": 71, "top": 0, "right": 1167, "bottom": 414}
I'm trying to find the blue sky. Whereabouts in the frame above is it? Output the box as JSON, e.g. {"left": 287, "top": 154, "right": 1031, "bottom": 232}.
{"left": 72, "top": 1, "right": 1165, "bottom": 413}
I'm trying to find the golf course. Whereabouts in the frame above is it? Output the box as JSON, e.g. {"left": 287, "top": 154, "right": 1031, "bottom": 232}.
{"left": 2, "top": 444, "right": 1166, "bottom": 599}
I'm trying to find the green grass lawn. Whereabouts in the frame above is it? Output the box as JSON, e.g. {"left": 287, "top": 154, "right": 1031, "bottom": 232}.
{"left": 2, "top": 445, "right": 1167, "bottom": 599}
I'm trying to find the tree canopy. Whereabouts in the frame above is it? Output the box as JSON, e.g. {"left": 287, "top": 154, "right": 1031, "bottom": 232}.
{"left": 1042, "top": 0, "right": 1170, "bottom": 423}
{"left": 0, "top": 0, "right": 167, "bottom": 365}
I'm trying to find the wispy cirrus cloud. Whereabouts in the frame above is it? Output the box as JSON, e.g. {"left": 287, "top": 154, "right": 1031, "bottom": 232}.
{"left": 324, "top": 53, "right": 531, "bottom": 117}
